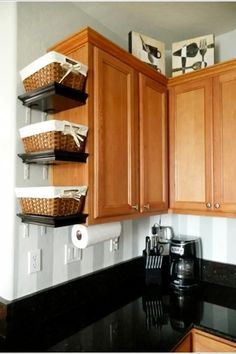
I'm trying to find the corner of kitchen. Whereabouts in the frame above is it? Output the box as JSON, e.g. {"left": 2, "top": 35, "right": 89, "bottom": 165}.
{"left": 0, "top": 2, "right": 236, "bottom": 352}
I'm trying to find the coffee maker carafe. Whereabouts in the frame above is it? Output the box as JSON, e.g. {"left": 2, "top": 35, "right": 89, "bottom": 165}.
{"left": 170, "top": 235, "right": 201, "bottom": 290}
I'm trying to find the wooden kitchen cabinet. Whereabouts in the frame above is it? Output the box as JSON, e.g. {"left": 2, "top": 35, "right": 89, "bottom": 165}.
{"left": 174, "top": 329, "right": 236, "bottom": 352}
{"left": 49, "top": 27, "right": 168, "bottom": 224}
{"left": 93, "top": 47, "right": 139, "bottom": 219}
{"left": 191, "top": 329, "right": 236, "bottom": 352}
{"left": 213, "top": 69, "right": 236, "bottom": 213}
{"left": 169, "top": 78, "right": 213, "bottom": 212}
{"left": 174, "top": 332, "right": 192, "bottom": 352}
{"left": 169, "top": 61, "right": 236, "bottom": 217}
{"left": 139, "top": 74, "right": 168, "bottom": 213}
{"left": 93, "top": 51, "right": 168, "bottom": 219}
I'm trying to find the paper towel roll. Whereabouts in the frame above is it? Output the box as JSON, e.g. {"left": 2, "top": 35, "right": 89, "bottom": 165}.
{"left": 71, "top": 222, "right": 122, "bottom": 249}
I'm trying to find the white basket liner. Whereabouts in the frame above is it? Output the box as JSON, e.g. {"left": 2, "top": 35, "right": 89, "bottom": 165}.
{"left": 19, "top": 120, "right": 88, "bottom": 139}
{"left": 20, "top": 51, "right": 88, "bottom": 81}
{"left": 15, "top": 186, "right": 87, "bottom": 199}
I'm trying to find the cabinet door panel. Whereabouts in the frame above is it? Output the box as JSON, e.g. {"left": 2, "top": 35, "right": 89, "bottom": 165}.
{"left": 169, "top": 79, "right": 213, "bottom": 211}
{"left": 214, "top": 70, "right": 236, "bottom": 212}
{"left": 192, "top": 331, "right": 236, "bottom": 352}
{"left": 139, "top": 74, "right": 168, "bottom": 213}
{"left": 93, "top": 48, "right": 139, "bottom": 219}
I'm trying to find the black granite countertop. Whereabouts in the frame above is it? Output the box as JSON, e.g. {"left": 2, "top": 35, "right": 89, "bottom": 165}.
{"left": 0, "top": 257, "right": 236, "bottom": 352}
{"left": 46, "top": 285, "right": 236, "bottom": 352}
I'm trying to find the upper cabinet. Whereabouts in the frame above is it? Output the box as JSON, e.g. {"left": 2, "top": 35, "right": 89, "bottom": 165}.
{"left": 37, "top": 27, "right": 236, "bottom": 221}
{"left": 169, "top": 61, "right": 236, "bottom": 217}
{"left": 169, "top": 78, "right": 213, "bottom": 212}
{"left": 213, "top": 69, "right": 236, "bottom": 213}
{"left": 49, "top": 27, "right": 168, "bottom": 224}
{"left": 93, "top": 47, "right": 139, "bottom": 219}
{"left": 139, "top": 74, "right": 168, "bottom": 213}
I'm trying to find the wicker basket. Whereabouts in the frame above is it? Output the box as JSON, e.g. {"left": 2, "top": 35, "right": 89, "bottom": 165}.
{"left": 19, "top": 197, "right": 85, "bottom": 216}
{"left": 16, "top": 186, "right": 87, "bottom": 216}
{"left": 19, "top": 120, "right": 88, "bottom": 153}
{"left": 20, "top": 51, "right": 88, "bottom": 92}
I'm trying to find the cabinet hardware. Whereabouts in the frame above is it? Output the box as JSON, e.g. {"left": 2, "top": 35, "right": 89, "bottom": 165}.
{"left": 131, "top": 205, "right": 139, "bottom": 210}
{"left": 214, "top": 203, "right": 220, "bottom": 209}
{"left": 206, "top": 202, "right": 212, "bottom": 208}
{"left": 143, "top": 204, "right": 150, "bottom": 210}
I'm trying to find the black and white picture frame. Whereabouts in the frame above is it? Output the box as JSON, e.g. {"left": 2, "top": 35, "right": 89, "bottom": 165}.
{"left": 172, "top": 34, "right": 215, "bottom": 77}
{"left": 129, "top": 31, "right": 165, "bottom": 74}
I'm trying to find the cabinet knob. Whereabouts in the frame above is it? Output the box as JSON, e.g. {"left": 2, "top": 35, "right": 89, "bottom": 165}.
{"left": 143, "top": 204, "right": 150, "bottom": 210}
{"left": 206, "top": 202, "right": 212, "bottom": 208}
{"left": 131, "top": 205, "right": 139, "bottom": 211}
{"left": 214, "top": 203, "right": 220, "bottom": 209}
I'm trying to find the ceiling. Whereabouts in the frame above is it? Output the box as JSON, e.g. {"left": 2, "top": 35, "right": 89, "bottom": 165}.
{"left": 75, "top": 2, "right": 236, "bottom": 49}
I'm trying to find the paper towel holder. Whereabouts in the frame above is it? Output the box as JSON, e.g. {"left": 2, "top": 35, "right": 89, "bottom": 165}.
{"left": 75, "top": 229, "right": 120, "bottom": 251}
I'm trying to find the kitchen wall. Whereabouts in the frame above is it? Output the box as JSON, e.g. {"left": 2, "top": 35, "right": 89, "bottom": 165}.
{"left": 1, "top": 2, "right": 236, "bottom": 301}
{"left": 151, "top": 214, "right": 236, "bottom": 266}
{"left": 215, "top": 28, "right": 236, "bottom": 63}
{"left": 0, "top": 2, "right": 17, "bottom": 302}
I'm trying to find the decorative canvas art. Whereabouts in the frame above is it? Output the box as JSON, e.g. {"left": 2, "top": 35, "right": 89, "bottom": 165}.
{"left": 129, "top": 31, "right": 165, "bottom": 74}
{"left": 172, "top": 34, "right": 215, "bottom": 77}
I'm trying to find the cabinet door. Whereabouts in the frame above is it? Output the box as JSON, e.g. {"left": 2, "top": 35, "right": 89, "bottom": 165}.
{"left": 139, "top": 74, "right": 168, "bottom": 213}
{"left": 169, "top": 79, "right": 213, "bottom": 211}
{"left": 93, "top": 48, "right": 139, "bottom": 220}
{"left": 213, "top": 70, "right": 236, "bottom": 213}
{"left": 192, "top": 330, "right": 236, "bottom": 352}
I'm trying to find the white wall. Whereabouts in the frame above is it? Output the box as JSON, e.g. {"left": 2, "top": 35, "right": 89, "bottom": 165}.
{"left": 0, "top": 3, "right": 17, "bottom": 301}
{"left": 215, "top": 28, "right": 236, "bottom": 63}
{"left": 1, "top": 2, "right": 236, "bottom": 301}
{"left": 152, "top": 214, "right": 236, "bottom": 266}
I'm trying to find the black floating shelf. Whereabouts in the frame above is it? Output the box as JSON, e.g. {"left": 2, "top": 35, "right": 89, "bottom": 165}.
{"left": 18, "top": 82, "right": 88, "bottom": 113}
{"left": 18, "top": 150, "right": 89, "bottom": 165}
{"left": 17, "top": 213, "right": 88, "bottom": 227}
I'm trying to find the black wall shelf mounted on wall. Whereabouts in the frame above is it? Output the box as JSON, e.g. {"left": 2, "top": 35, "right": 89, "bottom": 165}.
{"left": 17, "top": 213, "right": 88, "bottom": 228}
{"left": 18, "top": 150, "right": 89, "bottom": 165}
{"left": 17, "top": 82, "right": 89, "bottom": 227}
{"left": 18, "top": 82, "right": 88, "bottom": 113}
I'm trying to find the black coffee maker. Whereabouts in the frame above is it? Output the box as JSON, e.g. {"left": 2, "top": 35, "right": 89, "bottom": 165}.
{"left": 170, "top": 235, "right": 201, "bottom": 291}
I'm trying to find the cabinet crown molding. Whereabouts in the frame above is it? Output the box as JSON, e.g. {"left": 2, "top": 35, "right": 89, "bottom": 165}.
{"left": 50, "top": 27, "right": 236, "bottom": 87}
{"left": 168, "top": 58, "right": 236, "bottom": 87}
{"left": 48, "top": 26, "right": 168, "bottom": 86}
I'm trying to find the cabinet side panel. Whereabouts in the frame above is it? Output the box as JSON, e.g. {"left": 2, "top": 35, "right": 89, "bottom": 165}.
{"left": 174, "top": 333, "right": 192, "bottom": 352}
{"left": 50, "top": 44, "right": 93, "bottom": 219}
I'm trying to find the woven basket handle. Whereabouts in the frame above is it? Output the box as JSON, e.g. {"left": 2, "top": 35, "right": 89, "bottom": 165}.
{"left": 63, "top": 122, "right": 84, "bottom": 149}
{"left": 60, "top": 189, "right": 82, "bottom": 201}
{"left": 59, "top": 62, "right": 82, "bottom": 84}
